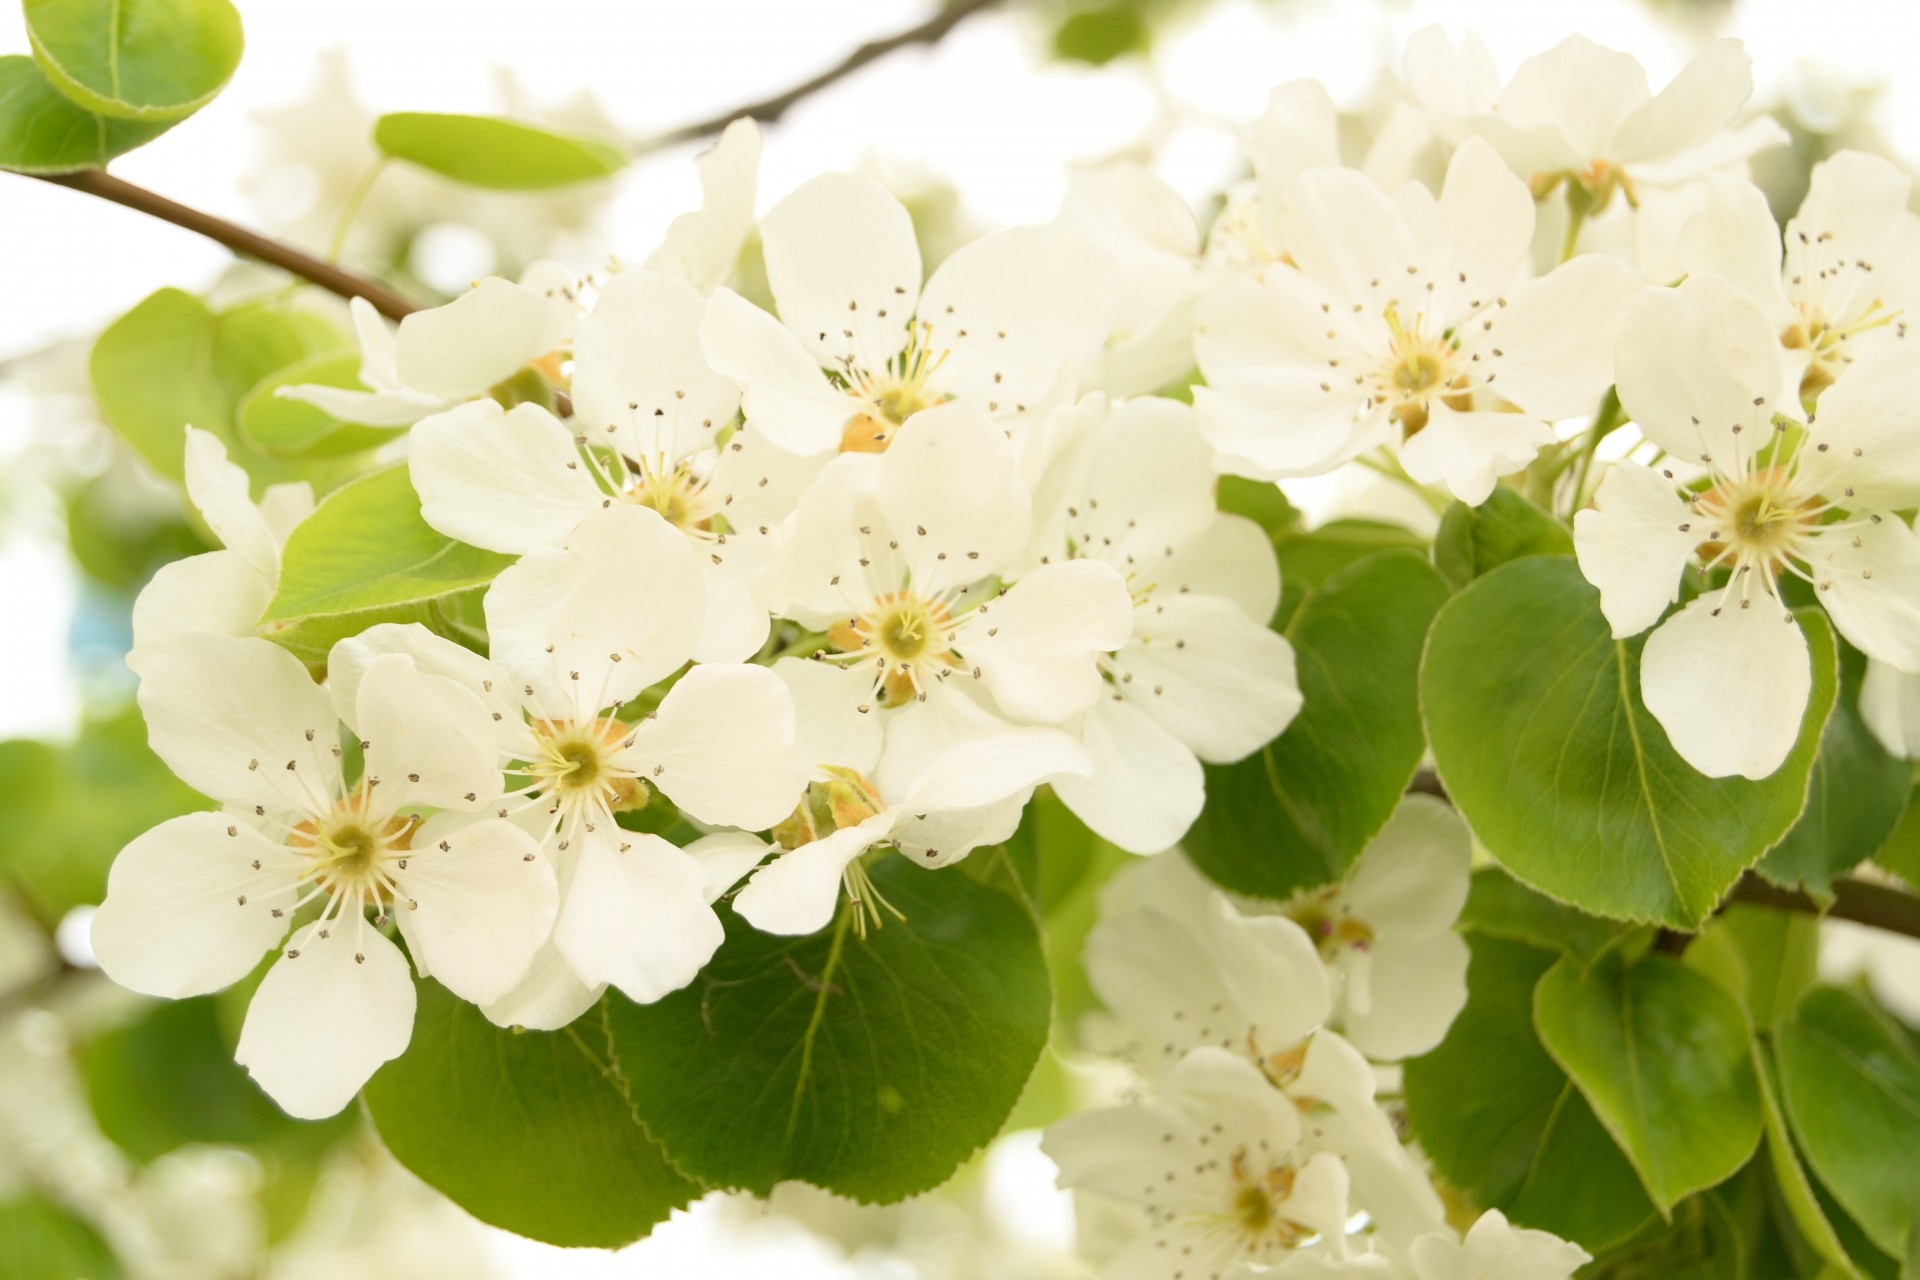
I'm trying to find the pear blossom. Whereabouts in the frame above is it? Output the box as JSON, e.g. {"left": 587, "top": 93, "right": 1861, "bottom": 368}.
{"left": 1405, "top": 31, "right": 1785, "bottom": 208}
{"left": 1044, "top": 1047, "right": 1354, "bottom": 1279}
{"left": 278, "top": 266, "right": 578, "bottom": 427}
{"left": 642, "top": 117, "right": 761, "bottom": 294}
{"left": 331, "top": 504, "right": 807, "bottom": 1027}
{"left": 128, "top": 427, "right": 312, "bottom": 676}
{"left": 91, "top": 633, "right": 556, "bottom": 1118}
{"left": 1679, "top": 152, "right": 1920, "bottom": 410}
{"left": 1406, "top": 1210, "right": 1590, "bottom": 1280}
{"left": 1575, "top": 275, "right": 1920, "bottom": 778}
{"left": 411, "top": 268, "right": 816, "bottom": 661}
{"left": 771, "top": 403, "right": 1134, "bottom": 759}
{"left": 1194, "top": 138, "right": 1639, "bottom": 503}
{"left": 1862, "top": 658, "right": 1920, "bottom": 759}
{"left": 1027, "top": 396, "right": 1301, "bottom": 852}
{"left": 731, "top": 677, "right": 1091, "bottom": 937}
{"left": 699, "top": 171, "right": 1114, "bottom": 456}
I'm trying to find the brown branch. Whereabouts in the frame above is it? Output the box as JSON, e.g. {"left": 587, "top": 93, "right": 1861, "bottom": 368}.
{"left": 636, "top": 0, "right": 1006, "bottom": 152}
{"left": 21, "top": 168, "right": 419, "bottom": 321}
{"left": 1725, "top": 873, "right": 1920, "bottom": 942}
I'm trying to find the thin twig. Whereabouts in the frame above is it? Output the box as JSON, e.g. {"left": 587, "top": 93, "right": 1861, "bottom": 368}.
{"left": 635, "top": 0, "right": 1006, "bottom": 152}
{"left": 1725, "top": 873, "right": 1920, "bottom": 942}
{"left": 20, "top": 168, "right": 419, "bottom": 320}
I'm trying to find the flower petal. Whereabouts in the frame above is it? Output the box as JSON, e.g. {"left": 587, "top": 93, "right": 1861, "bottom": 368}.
{"left": 964, "top": 559, "right": 1134, "bottom": 723}
{"left": 1426, "top": 138, "right": 1534, "bottom": 324}
{"left": 1050, "top": 697, "right": 1203, "bottom": 854}
{"left": 643, "top": 117, "right": 761, "bottom": 293}
{"left": 410, "top": 400, "right": 604, "bottom": 555}
{"left": 876, "top": 402, "right": 1032, "bottom": 593}
{"left": 618, "top": 663, "right": 808, "bottom": 830}
{"left": 1810, "top": 516, "right": 1920, "bottom": 670}
{"left": 1114, "top": 593, "right": 1301, "bottom": 763}
{"left": 683, "top": 830, "right": 773, "bottom": 903}
{"left": 1611, "top": 39, "right": 1756, "bottom": 165}
{"left": 1678, "top": 173, "right": 1787, "bottom": 318}
{"left": 1616, "top": 275, "right": 1785, "bottom": 468}
{"left": 183, "top": 428, "right": 277, "bottom": 575}
{"left": 351, "top": 652, "right": 504, "bottom": 813}
{"left": 553, "top": 831, "right": 723, "bottom": 1004}
{"left": 1500, "top": 35, "right": 1649, "bottom": 160}
{"left": 1341, "top": 794, "right": 1472, "bottom": 939}
{"left": 396, "top": 814, "right": 556, "bottom": 1006}
{"left": 1641, "top": 590, "right": 1811, "bottom": 779}
{"left": 1471, "top": 254, "right": 1639, "bottom": 420}
{"left": 1158, "top": 513, "right": 1282, "bottom": 626}
{"left": 1573, "top": 462, "right": 1698, "bottom": 637}
{"left": 698, "top": 288, "right": 858, "bottom": 457}
{"left": 139, "top": 634, "right": 342, "bottom": 815}
{"left": 235, "top": 922, "right": 415, "bottom": 1120}
{"left": 327, "top": 622, "right": 520, "bottom": 740}
{"left": 480, "top": 939, "right": 605, "bottom": 1031}
{"left": 760, "top": 172, "right": 920, "bottom": 375}
{"left": 731, "top": 816, "right": 895, "bottom": 937}
{"left": 126, "top": 550, "right": 273, "bottom": 678}
{"left": 1800, "top": 347, "right": 1920, "bottom": 511}
{"left": 571, "top": 269, "right": 740, "bottom": 460}
{"left": 91, "top": 813, "right": 298, "bottom": 998}
{"left": 394, "top": 277, "right": 565, "bottom": 401}
{"left": 1398, "top": 406, "right": 1557, "bottom": 506}
{"left": 773, "top": 656, "right": 883, "bottom": 775}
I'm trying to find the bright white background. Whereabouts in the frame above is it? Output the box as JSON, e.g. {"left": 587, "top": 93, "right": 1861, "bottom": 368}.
{"left": 3, "top": 0, "right": 1920, "bottom": 1273}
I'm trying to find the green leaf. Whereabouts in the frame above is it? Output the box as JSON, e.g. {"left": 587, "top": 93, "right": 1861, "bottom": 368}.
{"left": 89, "top": 289, "right": 354, "bottom": 491}
{"left": 0, "top": 704, "right": 208, "bottom": 921}
{"left": 0, "top": 55, "right": 172, "bottom": 172}
{"left": 1754, "top": 1038, "right": 1869, "bottom": 1279}
{"left": 1683, "top": 905, "right": 1820, "bottom": 1033}
{"left": 1184, "top": 550, "right": 1448, "bottom": 900}
{"left": 238, "top": 352, "right": 406, "bottom": 458}
{"left": 1403, "top": 933, "right": 1657, "bottom": 1250}
{"left": 1432, "top": 485, "right": 1573, "bottom": 590}
{"left": 364, "top": 981, "right": 696, "bottom": 1248}
{"left": 1776, "top": 986, "right": 1920, "bottom": 1259}
{"left": 1051, "top": 3, "right": 1149, "bottom": 65}
{"left": 374, "top": 112, "right": 627, "bottom": 190}
{"left": 1533, "top": 949, "right": 1763, "bottom": 1211}
{"left": 1458, "top": 866, "right": 1617, "bottom": 960}
{"left": 1273, "top": 517, "right": 1428, "bottom": 628}
{"left": 264, "top": 466, "right": 514, "bottom": 625}
{"left": 605, "top": 857, "right": 1051, "bottom": 1202}
{"left": 1874, "top": 786, "right": 1920, "bottom": 889}
{"left": 1761, "top": 643, "right": 1911, "bottom": 900}
{"left": 24, "top": 0, "right": 242, "bottom": 122}
{"left": 80, "top": 996, "right": 348, "bottom": 1161}
{"left": 1215, "top": 475, "right": 1298, "bottom": 544}
{"left": 1581, "top": 1188, "right": 1747, "bottom": 1279}
{"left": 1421, "top": 556, "right": 1838, "bottom": 928}
{"left": 0, "top": 1196, "right": 123, "bottom": 1280}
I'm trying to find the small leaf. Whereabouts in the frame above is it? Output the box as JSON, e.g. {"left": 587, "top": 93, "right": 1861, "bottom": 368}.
{"left": 1432, "top": 485, "right": 1573, "bottom": 590}
{"left": 1760, "top": 641, "right": 1912, "bottom": 900}
{"left": 1874, "top": 787, "right": 1920, "bottom": 889}
{"left": 238, "top": 351, "right": 406, "bottom": 458}
{"left": 1532, "top": 949, "right": 1763, "bottom": 1211}
{"left": 1776, "top": 986, "right": 1920, "bottom": 1260}
{"left": 264, "top": 466, "right": 514, "bottom": 625}
{"left": 0, "top": 1196, "right": 124, "bottom": 1280}
{"left": 374, "top": 112, "right": 627, "bottom": 190}
{"left": 24, "top": 0, "right": 242, "bottom": 123}
{"left": 1422, "top": 556, "right": 1837, "bottom": 927}
{"left": 1184, "top": 550, "right": 1447, "bottom": 900}
{"left": 364, "top": 982, "right": 696, "bottom": 1247}
{"left": 1753, "top": 1040, "right": 1869, "bottom": 1279}
{"left": 1682, "top": 905, "right": 1819, "bottom": 1033}
{"left": 0, "top": 55, "right": 172, "bottom": 172}
{"left": 1272, "top": 517, "right": 1428, "bottom": 628}
{"left": 1051, "top": 3, "right": 1149, "bottom": 65}
{"left": 605, "top": 857, "right": 1050, "bottom": 1202}
{"left": 1458, "top": 866, "right": 1617, "bottom": 960}
{"left": 1403, "top": 933, "right": 1656, "bottom": 1250}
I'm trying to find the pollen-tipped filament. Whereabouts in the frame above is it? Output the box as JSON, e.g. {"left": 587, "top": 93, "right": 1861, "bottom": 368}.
{"left": 839, "top": 320, "right": 953, "bottom": 453}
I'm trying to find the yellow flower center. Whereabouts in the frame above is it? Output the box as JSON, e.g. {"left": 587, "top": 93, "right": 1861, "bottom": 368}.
{"left": 840, "top": 321, "right": 953, "bottom": 453}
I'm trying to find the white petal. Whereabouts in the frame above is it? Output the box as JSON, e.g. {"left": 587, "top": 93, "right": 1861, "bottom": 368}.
{"left": 1248, "top": 80, "right": 1341, "bottom": 223}
{"left": 888, "top": 794, "right": 1028, "bottom": 869}
{"left": 396, "top": 814, "right": 556, "bottom": 1006}
{"left": 139, "top": 634, "right": 342, "bottom": 815}
{"left": 1038, "top": 396, "right": 1217, "bottom": 568}
{"left": 1051, "top": 698, "right": 1203, "bottom": 855}
{"left": 698, "top": 288, "right": 858, "bottom": 457}
{"left": 1473, "top": 254, "right": 1640, "bottom": 420}
{"left": 126, "top": 550, "right": 272, "bottom": 678}
{"left": 409, "top": 400, "right": 604, "bottom": 555}
{"left": 917, "top": 225, "right": 1116, "bottom": 421}
{"left": 683, "top": 830, "right": 773, "bottom": 903}
{"left": 91, "top": 813, "right": 298, "bottom": 998}
{"left": 1573, "top": 462, "right": 1697, "bottom": 637}
{"left": 235, "top": 923, "right": 415, "bottom": 1120}
{"left": 693, "top": 561, "right": 772, "bottom": 664}
{"left": 1342, "top": 795, "right": 1472, "bottom": 938}
{"left": 1282, "top": 1151, "right": 1355, "bottom": 1245}
{"left": 326, "top": 622, "right": 519, "bottom": 741}
{"left": 1341, "top": 930, "right": 1471, "bottom": 1060}
{"left": 554, "top": 831, "right": 723, "bottom": 1004}
{"left": 484, "top": 505, "right": 706, "bottom": 718}
{"left": 1158, "top": 513, "right": 1282, "bottom": 626}
{"left": 766, "top": 456, "right": 878, "bottom": 625}
{"left": 347, "top": 296, "right": 402, "bottom": 391}
{"left": 274, "top": 381, "right": 448, "bottom": 428}
{"left": 1114, "top": 594, "right": 1301, "bottom": 763}
{"left": 618, "top": 663, "right": 808, "bottom": 830}
{"left": 1810, "top": 517, "right": 1920, "bottom": 670}
{"left": 1863, "top": 658, "right": 1920, "bottom": 759}
{"left": 394, "top": 277, "right": 565, "bottom": 401}
{"left": 773, "top": 656, "right": 883, "bottom": 774}
{"left": 182, "top": 427, "right": 276, "bottom": 575}
{"left": 1042, "top": 1099, "right": 1205, "bottom": 1203}
{"left": 1165, "top": 1046, "right": 1303, "bottom": 1153}
{"left": 480, "top": 939, "right": 605, "bottom": 1031}
{"left": 1788, "top": 151, "right": 1915, "bottom": 326}
{"left": 1398, "top": 406, "right": 1557, "bottom": 506}
{"left": 1800, "top": 347, "right": 1920, "bottom": 510}
{"left": 760, "top": 172, "right": 920, "bottom": 375}
{"left": 1678, "top": 174, "right": 1787, "bottom": 317}
{"left": 1616, "top": 276, "right": 1786, "bottom": 467}
{"left": 1641, "top": 591, "right": 1811, "bottom": 779}
{"left": 351, "top": 652, "right": 504, "bottom": 812}
{"left": 571, "top": 270, "right": 740, "bottom": 460}
{"left": 1210, "top": 897, "right": 1331, "bottom": 1047}
{"left": 1426, "top": 138, "right": 1534, "bottom": 323}
{"left": 1277, "top": 167, "right": 1422, "bottom": 305}
{"left": 731, "top": 817, "right": 895, "bottom": 936}
{"left": 876, "top": 402, "right": 1031, "bottom": 593}
{"left": 1410, "top": 1209, "right": 1591, "bottom": 1280}
{"left": 1611, "top": 40, "right": 1756, "bottom": 164}
{"left": 964, "top": 559, "right": 1133, "bottom": 723}
{"left": 885, "top": 700, "right": 1092, "bottom": 813}
{"left": 644, "top": 117, "right": 761, "bottom": 293}
{"left": 1500, "top": 35, "right": 1649, "bottom": 160}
